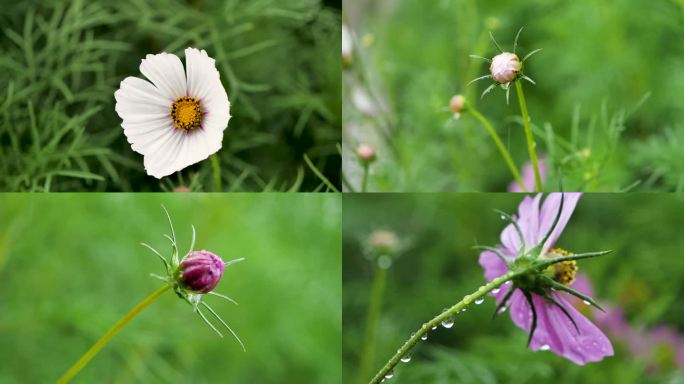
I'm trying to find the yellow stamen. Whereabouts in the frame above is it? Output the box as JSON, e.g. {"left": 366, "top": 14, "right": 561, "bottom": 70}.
{"left": 171, "top": 96, "right": 202, "bottom": 131}
{"left": 549, "top": 248, "right": 577, "bottom": 286}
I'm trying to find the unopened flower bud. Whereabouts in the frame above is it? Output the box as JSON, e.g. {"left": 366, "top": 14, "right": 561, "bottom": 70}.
{"left": 356, "top": 144, "right": 376, "bottom": 164}
{"left": 180, "top": 251, "right": 225, "bottom": 293}
{"left": 368, "top": 230, "right": 399, "bottom": 255}
{"left": 449, "top": 95, "right": 466, "bottom": 113}
{"left": 490, "top": 52, "right": 521, "bottom": 84}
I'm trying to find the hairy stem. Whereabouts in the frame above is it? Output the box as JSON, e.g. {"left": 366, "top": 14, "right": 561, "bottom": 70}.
{"left": 57, "top": 285, "right": 171, "bottom": 383}
{"left": 514, "top": 81, "right": 542, "bottom": 191}
{"left": 210, "top": 153, "right": 222, "bottom": 191}
{"left": 469, "top": 108, "right": 526, "bottom": 191}
{"left": 369, "top": 270, "right": 519, "bottom": 384}
{"left": 361, "top": 163, "right": 370, "bottom": 193}
{"left": 357, "top": 266, "right": 388, "bottom": 384}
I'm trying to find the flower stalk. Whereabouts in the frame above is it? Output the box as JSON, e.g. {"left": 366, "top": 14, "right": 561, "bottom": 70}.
{"left": 357, "top": 266, "right": 388, "bottom": 384}
{"left": 468, "top": 107, "right": 526, "bottom": 191}
{"left": 515, "top": 81, "right": 542, "bottom": 191}
{"left": 57, "top": 285, "right": 172, "bottom": 384}
{"left": 210, "top": 153, "right": 222, "bottom": 191}
{"left": 369, "top": 270, "right": 519, "bottom": 384}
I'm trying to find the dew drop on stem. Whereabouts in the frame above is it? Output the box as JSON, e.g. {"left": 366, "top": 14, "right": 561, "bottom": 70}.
{"left": 421, "top": 333, "right": 428, "bottom": 341}
{"left": 475, "top": 297, "right": 484, "bottom": 305}
{"left": 400, "top": 353, "right": 412, "bottom": 363}
{"left": 441, "top": 315, "right": 455, "bottom": 329}
{"left": 492, "top": 288, "right": 501, "bottom": 294}
{"left": 384, "top": 369, "right": 395, "bottom": 379}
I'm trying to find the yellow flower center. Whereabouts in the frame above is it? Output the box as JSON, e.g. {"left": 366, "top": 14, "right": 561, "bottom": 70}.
{"left": 171, "top": 96, "right": 202, "bottom": 131}
{"left": 549, "top": 247, "right": 577, "bottom": 286}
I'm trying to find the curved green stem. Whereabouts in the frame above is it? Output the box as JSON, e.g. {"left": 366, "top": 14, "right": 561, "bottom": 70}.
{"left": 469, "top": 108, "right": 526, "bottom": 191}
{"left": 368, "top": 270, "right": 519, "bottom": 384}
{"left": 361, "top": 164, "right": 370, "bottom": 193}
{"left": 356, "top": 266, "right": 387, "bottom": 384}
{"left": 210, "top": 153, "right": 222, "bottom": 191}
{"left": 514, "top": 81, "right": 542, "bottom": 191}
{"left": 57, "top": 285, "right": 172, "bottom": 383}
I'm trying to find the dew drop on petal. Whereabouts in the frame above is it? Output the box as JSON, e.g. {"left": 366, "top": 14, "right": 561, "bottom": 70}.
{"left": 539, "top": 344, "right": 550, "bottom": 351}
{"left": 441, "top": 316, "right": 455, "bottom": 329}
{"left": 475, "top": 297, "right": 485, "bottom": 305}
{"left": 400, "top": 353, "right": 412, "bottom": 363}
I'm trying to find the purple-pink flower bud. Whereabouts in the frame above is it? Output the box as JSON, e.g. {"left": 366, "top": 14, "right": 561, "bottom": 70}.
{"left": 180, "top": 251, "right": 225, "bottom": 293}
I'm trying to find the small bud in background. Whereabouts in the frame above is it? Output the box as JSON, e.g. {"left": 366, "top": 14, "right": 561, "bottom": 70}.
{"left": 356, "top": 144, "right": 377, "bottom": 164}
{"left": 485, "top": 17, "right": 501, "bottom": 31}
{"left": 368, "top": 230, "right": 399, "bottom": 256}
{"left": 180, "top": 251, "right": 226, "bottom": 293}
{"left": 490, "top": 52, "right": 521, "bottom": 84}
{"left": 449, "top": 95, "right": 466, "bottom": 113}
{"left": 342, "top": 24, "right": 352, "bottom": 68}
{"left": 579, "top": 148, "right": 591, "bottom": 158}
{"left": 174, "top": 186, "right": 190, "bottom": 192}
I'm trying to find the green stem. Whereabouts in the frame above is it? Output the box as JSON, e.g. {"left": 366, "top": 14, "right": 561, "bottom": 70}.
{"left": 210, "top": 154, "right": 222, "bottom": 191}
{"left": 514, "top": 81, "right": 542, "bottom": 192}
{"left": 57, "top": 285, "right": 172, "bottom": 383}
{"left": 361, "top": 164, "right": 370, "bottom": 193}
{"left": 368, "top": 270, "right": 519, "bottom": 384}
{"left": 469, "top": 108, "right": 526, "bottom": 191}
{"left": 357, "top": 266, "right": 388, "bottom": 384}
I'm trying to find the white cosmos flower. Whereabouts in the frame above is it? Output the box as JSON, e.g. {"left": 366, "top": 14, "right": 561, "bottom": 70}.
{"left": 114, "top": 47, "right": 230, "bottom": 179}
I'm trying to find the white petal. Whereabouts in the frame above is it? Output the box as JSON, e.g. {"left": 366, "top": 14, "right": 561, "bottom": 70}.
{"left": 140, "top": 52, "right": 187, "bottom": 100}
{"left": 144, "top": 130, "right": 184, "bottom": 178}
{"left": 185, "top": 48, "right": 229, "bottom": 108}
{"left": 124, "top": 120, "right": 174, "bottom": 154}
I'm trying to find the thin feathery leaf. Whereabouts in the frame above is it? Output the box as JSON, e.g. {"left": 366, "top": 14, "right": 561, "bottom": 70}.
{"left": 209, "top": 291, "right": 239, "bottom": 305}
{"left": 197, "top": 307, "right": 224, "bottom": 338}
{"left": 468, "top": 74, "right": 493, "bottom": 86}
{"left": 489, "top": 31, "right": 504, "bottom": 53}
{"left": 522, "top": 48, "right": 543, "bottom": 63}
{"left": 469, "top": 54, "right": 491, "bottom": 63}
{"left": 481, "top": 83, "right": 497, "bottom": 99}
{"left": 202, "top": 302, "right": 246, "bottom": 351}
{"left": 513, "top": 27, "right": 524, "bottom": 55}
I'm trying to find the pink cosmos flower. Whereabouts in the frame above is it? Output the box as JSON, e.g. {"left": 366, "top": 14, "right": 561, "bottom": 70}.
{"left": 479, "top": 193, "right": 614, "bottom": 364}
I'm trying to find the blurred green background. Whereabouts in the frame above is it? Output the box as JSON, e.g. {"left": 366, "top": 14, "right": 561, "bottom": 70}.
{"left": 0, "top": 193, "right": 341, "bottom": 383}
{"left": 342, "top": 0, "right": 684, "bottom": 192}
{"left": 0, "top": 0, "right": 341, "bottom": 191}
{"left": 343, "top": 193, "right": 684, "bottom": 383}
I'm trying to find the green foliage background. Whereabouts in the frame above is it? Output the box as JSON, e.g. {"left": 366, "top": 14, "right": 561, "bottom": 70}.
{"left": 0, "top": 0, "right": 341, "bottom": 191}
{"left": 342, "top": 0, "right": 684, "bottom": 192}
{"left": 0, "top": 193, "right": 341, "bottom": 383}
{"left": 343, "top": 193, "right": 684, "bottom": 383}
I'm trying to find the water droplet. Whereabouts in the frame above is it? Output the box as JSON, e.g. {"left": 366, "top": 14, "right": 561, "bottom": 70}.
{"left": 492, "top": 288, "right": 501, "bottom": 294}
{"left": 474, "top": 297, "right": 484, "bottom": 305}
{"left": 400, "top": 353, "right": 412, "bottom": 363}
{"left": 378, "top": 255, "right": 393, "bottom": 269}
{"left": 539, "top": 344, "right": 550, "bottom": 351}
{"left": 441, "top": 315, "right": 455, "bottom": 329}
{"left": 500, "top": 215, "right": 506, "bottom": 220}
{"left": 583, "top": 300, "right": 590, "bottom": 305}
{"left": 420, "top": 334, "right": 428, "bottom": 341}
{"left": 431, "top": 325, "right": 437, "bottom": 330}
{"left": 505, "top": 281, "right": 512, "bottom": 285}
{"left": 460, "top": 307, "right": 467, "bottom": 312}
{"left": 498, "top": 307, "right": 507, "bottom": 314}
{"left": 384, "top": 370, "right": 394, "bottom": 379}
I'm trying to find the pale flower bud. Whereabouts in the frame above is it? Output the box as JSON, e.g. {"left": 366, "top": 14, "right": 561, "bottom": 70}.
{"left": 356, "top": 144, "right": 376, "bottom": 163}
{"left": 490, "top": 52, "right": 521, "bottom": 84}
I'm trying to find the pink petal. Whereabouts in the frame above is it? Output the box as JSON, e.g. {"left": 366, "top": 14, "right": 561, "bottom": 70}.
{"left": 509, "top": 291, "right": 613, "bottom": 365}
{"left": 478, "top": 250, "right": 513, "bottom": 302}
{"left": 538, "top": 193, "right": 582, "bottom": 253}
{"left": 500, "top": 194, "right": 542, "bottom": 253}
